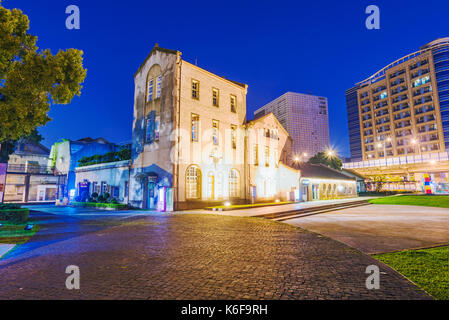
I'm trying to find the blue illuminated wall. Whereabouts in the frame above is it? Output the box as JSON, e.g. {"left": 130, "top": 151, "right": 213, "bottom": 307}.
{"left": 432, "top": 44, "right": 449, "bottom": 151}
{"left": 345, "top": 85, "right": 363, "bottom": 161}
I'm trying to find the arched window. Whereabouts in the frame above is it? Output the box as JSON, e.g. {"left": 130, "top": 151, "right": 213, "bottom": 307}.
{"left": 146, "top": 65, "right": 162, "bottom": 102}
{"left": 186, "top": 165, "right": 201, "bottom": 199}
{"left": 229, "top": 169, "right": 240, "bottom": 198}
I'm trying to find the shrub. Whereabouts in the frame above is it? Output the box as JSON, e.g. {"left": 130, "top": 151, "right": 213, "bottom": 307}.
{"left": 103, "top": 192, "right": 110, "bottom": 200}
{"left": 91, "top": 192, "right": 99, "bottom": 199}
{"left": 0, "top": 203, "right": 21, "bottom": 210}
{"left": 0, "top": 208, "right": 29, "bottom": 223}
{"left": 109, "top": 198, "right": 118, "bottom": 204}
{"left": 97, "top": 195, "right": 105, "bottom": 203}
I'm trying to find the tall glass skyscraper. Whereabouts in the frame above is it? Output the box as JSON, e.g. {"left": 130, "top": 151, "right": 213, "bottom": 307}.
{"left": 346, "top": 38, "right": 449, "bottom": 162}
{"left": 254, "top": 92, "right": 330, "bottom": 160}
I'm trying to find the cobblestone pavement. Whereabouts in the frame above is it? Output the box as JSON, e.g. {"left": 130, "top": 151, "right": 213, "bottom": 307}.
{"left": 0, "top": 211, "right": 431, "bottom": 300}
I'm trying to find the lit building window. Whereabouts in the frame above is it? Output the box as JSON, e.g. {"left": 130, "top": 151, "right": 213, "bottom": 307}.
{"left": 229, "top": 169, "right": 240, "bottom": 198}
{"left": 212, "top": 120, "right": 219, "bottom": 145}
{"left": 265, "top": 146, "right": 270, "bottom": 167}
{"left": 186, "top": 165, "right": 201, "bottom": 199}
{"left": 212, "top": 88, "right": 219, "bottom": 107}
{"left": 148, "top": 79, "right": 154, "bottom": 102}
{"left": 230, "top": 95, "right": 237, "bottom": 113}
{"left": 192, "top": 79, "right": 200, "bottom": 100}
{"left": 156, "top": 75, "right": 162, "bottom": 98}
{"left": 254, "top": 144, "right": 259, "bottom": 166}
{"left": 231, "top": 125, "right": 237, "bottom": 149}
{"left": 207, "top": 172, "right": 215, "bottom": 199}
{"left": 191, "top": 114, "right": 199, "bottom": 142}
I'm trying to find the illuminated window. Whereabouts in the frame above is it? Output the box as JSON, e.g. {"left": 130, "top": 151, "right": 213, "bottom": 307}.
{"left": 186, "top": 165, "right": 201, "bottom": 199}
{"left": 207, "top": 172, "right": 215, "bottom": 199}
{"left": 253, "top": 144, "right": 259, "bottom": 165}
{"left": 191, "top": 114, "right": 199, "bottom": 142}
{"left": 212, "top": 120, "right": 219, "bottom": 145}
{"left": 212, "top": 88, "right": 219, "bottom": 107}
{"left": 229, "top": 169, "right": 240, "bottom": 198}
{"left": 265, "top": 146, "right": 270, "bottom": 167}
{"left": 148, "top": 79, "right": 154, "bottom": 102}
{"left": 230, "top": 95, "right": 237, "bottom": 113}
{"left": 231, "top": 125, "right": 237, "bottom": 149}
{"left": 156, "top": 76, "right": 162, "bottom": 98}
{"left": 192, "top": 79, "right": 200, "bottom": 100}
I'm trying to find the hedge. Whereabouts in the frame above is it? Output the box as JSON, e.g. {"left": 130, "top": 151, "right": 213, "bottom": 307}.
{"left": 0, "top": 209, "right": 30, "bottom": 223}
{"left": 71, "top": 202, "right": 128, "bottom": 210}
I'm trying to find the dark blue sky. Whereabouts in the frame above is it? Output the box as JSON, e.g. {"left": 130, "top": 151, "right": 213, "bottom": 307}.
{"left": 8, "top": 0, "right": 449, "bottom": 157}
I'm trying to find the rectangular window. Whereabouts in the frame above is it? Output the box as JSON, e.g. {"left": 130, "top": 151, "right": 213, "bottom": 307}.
{"left": 265, "top": 146, "right": 270, "bottom": 167}
{"left": 148, "top": 79, "right": 154, "bottom": 102}
{"left": 146, "top": 111, "right": 156, "bottom": 144}
{"left": 191, "top": 114, "right": 199, "bottom": 142}
{"left": 156, "top": 76, "right": 162, "bottom": 98}
{"left": 254, "top": 144, "right": 259, "bottom": 166}
{"left": 212, "top": 88, "right": 219, "bottom": 107}
{"left": 231, "top": 125, "right": 237, "bottom": 149}
{"left": 212, "top": 120, "right": 219, "bottom": 145}
{"left": 192, "top": 79, "right": 200, "bottom": 100}
{"left": 155, "top": 115, "right": 160, "bottom": 141}
{"left": 230, "top": 95, "right": 237, "bottom": 113}
{"left": 124, "top": 181, "right": 129, "bottom": 197}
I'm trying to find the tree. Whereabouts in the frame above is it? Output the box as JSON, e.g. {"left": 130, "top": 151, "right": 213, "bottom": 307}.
{"left": 308, "top": 151, "right": 343, "bottom": 171}
{"left": 0, "top": 1, "right": 87, "bottom": 143}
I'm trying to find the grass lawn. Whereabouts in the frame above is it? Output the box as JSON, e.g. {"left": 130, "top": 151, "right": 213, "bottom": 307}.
{"left": 0, "top": 222, "right": 41, "bottom": 245}
{"left": 369, "top": 195, "right": 449, "bottom": 208}
{"left": 374, "top": 246, "right": 449, "bottom": 300}
{"left": 206, "top": 201, "right": 291, "bottom": 211}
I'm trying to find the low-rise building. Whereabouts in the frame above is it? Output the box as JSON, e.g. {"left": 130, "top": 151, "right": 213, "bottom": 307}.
{"left": 3, "top": 141, "right": 59, "bottom": 203}
{"left": 296, "top": 163, "right": 357, "bottom": 201}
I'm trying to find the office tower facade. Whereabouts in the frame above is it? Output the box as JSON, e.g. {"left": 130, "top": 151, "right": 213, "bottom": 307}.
{"left": 254, "top": 92, "right": 330, "bottom": 160}
{"left": 346, "top": 38, "right": 449, "bottom": 162}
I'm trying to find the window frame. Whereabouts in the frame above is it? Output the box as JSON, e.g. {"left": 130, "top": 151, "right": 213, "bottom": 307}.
{"left": 212, "top": 88, "right": 220, "bottom": 107}
{"left": 192, "top": 79, "right": 200, "bottom": 100}
{"left": 212, "top": 120, "right": 219, "bottom": 145}
{"left": 191, "top": 113, "right": 200, "bottom": 142}
{"left": 230, "top": 125, "right": 237, "bottom": 149}
{"left": 147, "top": 78, "right": 154, "bottom": 102}
{"left": 156, "top": 75, "right": 162, "bottom": 98}
{"left": 230, "top": 94, "right": 237, "bottom": 113}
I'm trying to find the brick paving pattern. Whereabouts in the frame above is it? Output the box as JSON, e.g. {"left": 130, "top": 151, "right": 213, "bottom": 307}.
{"left": 0, "top": 214, "right": 431, "bottom": 300}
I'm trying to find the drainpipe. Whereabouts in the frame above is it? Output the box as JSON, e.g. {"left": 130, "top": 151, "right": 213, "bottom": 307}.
{"left": 175, "top": 54, "right": 182, "bottom": 211}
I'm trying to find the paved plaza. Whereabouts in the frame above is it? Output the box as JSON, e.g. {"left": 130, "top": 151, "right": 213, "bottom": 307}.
{"left": 288, "top": 204, "right": 449, "bottom": 254}
{"left": 0, "top": 206, "right": 431, "bottom": 300}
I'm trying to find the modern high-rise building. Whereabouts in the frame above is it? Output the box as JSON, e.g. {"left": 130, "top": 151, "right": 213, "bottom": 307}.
{"left": 346, "top": 38, "right": 449, "bottom": 162}
{"left": 344, "top": 38, "right": 449, "bottom": 194}
{"left": 254, "top": 92, "right": 330, "bottom": 160}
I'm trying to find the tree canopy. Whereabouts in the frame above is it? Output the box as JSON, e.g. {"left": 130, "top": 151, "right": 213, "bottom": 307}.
{"left": 308, "top": 151, "right": 343, "bottom": 171}
{"left": 0, "top": 1, "right": 87, "bottom": 143}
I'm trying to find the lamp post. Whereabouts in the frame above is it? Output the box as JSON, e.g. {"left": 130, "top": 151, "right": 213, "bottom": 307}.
{"left": 377, "top": 136, "right": 391, "bottom": 166}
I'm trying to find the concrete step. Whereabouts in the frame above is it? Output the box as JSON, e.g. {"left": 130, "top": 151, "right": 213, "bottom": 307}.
{"left": 273, "top": 203, "right": 370, "bottom": 222}
{"left": 255, "top": 199, "right": 370, "bottom": 221}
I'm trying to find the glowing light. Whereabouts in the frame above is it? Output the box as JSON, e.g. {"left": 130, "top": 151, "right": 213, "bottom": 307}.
{"left": 326, "top": 149, "right": 336, "bottom": 157}
{"left": 275, "top": 199, "right": 280, "bottom": 203}
{"left": 386, "top": 137, "right": 392, "bottom": 142}
{"left": 377, "top": 143, "right": 383, "bottom": 148}
{"left": 303, "top": 153, "right": 308, "bottom": 157}
{"left": 411, "top": 138, "right": 417, "bottom": 144}
{"left": 224, "top": 201, "right": 231, "bottom": 207}
{"left": 430, "top": 160, "right": 437, "bottom": 165}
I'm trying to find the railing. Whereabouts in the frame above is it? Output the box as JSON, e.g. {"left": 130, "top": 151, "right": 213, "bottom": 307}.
{"left": 344, "top": 151, "right": 449, "bottom": 169}
{"left": 6, "top": 164, "right": 54, "bottom": 174}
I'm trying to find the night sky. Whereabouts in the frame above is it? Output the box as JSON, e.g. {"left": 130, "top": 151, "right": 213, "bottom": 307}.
{"left": 8, "top": 0, "right": 449, "bottom": 157}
